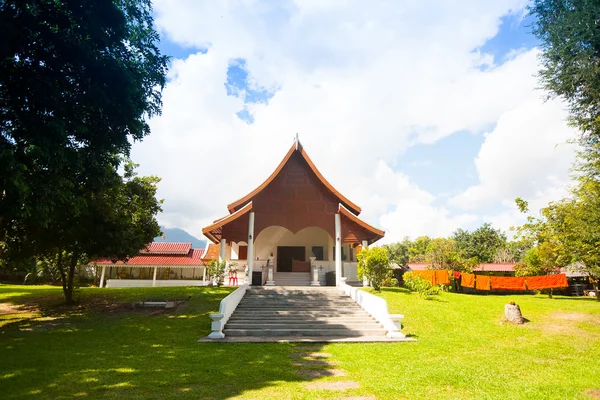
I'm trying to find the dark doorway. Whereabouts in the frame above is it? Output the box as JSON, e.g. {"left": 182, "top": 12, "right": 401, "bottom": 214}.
{"left": 277, "top": 246, "right": 305, "bottom": 272}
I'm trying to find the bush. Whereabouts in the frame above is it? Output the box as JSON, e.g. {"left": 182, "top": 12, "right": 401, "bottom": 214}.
{"left": 381, "top": 276, "right": 399, "bottom": 287}
{"left": 403, "top": 271, "right": 441, "bottom": 298}
{"left": 205, "top": 259, "right": 227, "bottom": 287}
{"left": 357, "top": 246, "right": 390, "bottom": 291}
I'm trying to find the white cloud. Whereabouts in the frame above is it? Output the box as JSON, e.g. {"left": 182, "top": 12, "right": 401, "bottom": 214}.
{"left": 129, "top": 0, "right": 577, "bottom": 242}
{"left": 449, "top": 99, "right": 576, "bottom": 211}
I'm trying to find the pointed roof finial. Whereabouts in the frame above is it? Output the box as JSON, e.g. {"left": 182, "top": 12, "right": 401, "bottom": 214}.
{"left": 295, "top": 133, "right": 299, "bottom": 150}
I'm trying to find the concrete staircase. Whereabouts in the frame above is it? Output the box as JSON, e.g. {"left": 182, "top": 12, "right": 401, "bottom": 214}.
{"left": 223, "top": 287, "right": 388, "bottom": 339}
{"left": 272, "top": 272, "right": 312, "bottom": 286}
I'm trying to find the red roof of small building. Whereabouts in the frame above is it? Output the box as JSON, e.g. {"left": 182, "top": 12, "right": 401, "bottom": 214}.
{"left": 473, "top": 263, "right": 516, "bottom": 272}
{"left": 142, "top": 242, "right": 192, "bottom": 255}
{"left": 407, "top": 262, "right": 516, "bottom": 272}
{"left": 95, "top": 244, "right": 205, "bottom": 266}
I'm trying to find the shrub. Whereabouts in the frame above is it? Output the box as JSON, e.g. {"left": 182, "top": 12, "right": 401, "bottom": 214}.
{"left": 205, "top": 259, "right": 227, "bottom": 287}
{"left": 381, "top": 276, "right": 399, "bottom": 287}
{"left": 403, "top": 271, "right": 441, "bottom": 298}
{"left": 357, "top": 246, "right": 390, "bottom": 291}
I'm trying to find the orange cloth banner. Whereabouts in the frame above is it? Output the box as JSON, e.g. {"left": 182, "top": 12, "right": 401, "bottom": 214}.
{"left": 412, "top": 270, "right": 436, "bottom": 285}
{"left": 435, "top": 270, "right": 450, "bottom": 285}
{"left": 475, "top": 275, "right": 491, "bottom": 291}
{"left": 491, "top": 276, "right": 526, "bottom": 291}
{"left": 461, "top": 273, "right": 475, "bottom": 288}
{"left": 526, "top": 274, "right": 568, "bottom": 290}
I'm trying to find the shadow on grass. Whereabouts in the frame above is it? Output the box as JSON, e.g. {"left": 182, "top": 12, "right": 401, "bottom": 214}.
{"left": 0, "top": 286, "right": 331, "bottom": 399}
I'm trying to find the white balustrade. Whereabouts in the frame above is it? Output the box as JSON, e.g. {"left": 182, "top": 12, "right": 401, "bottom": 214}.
{"left": 339, "top": 283, "right": 405, "bottom": 338}
{"left": 207, "top": 283, "right": 249, "bottom": 339}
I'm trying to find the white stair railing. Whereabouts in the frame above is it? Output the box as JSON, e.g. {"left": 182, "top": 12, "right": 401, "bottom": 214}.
{"left": 207, "top": 283, "right": 249, "bottom": 339}
{"left": 339, "top": 283, "right": 405, "bottom": 338}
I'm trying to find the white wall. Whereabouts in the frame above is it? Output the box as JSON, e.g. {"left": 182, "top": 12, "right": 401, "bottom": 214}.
{"left": 253, "top": 226, "right": 332, "bottom": 271}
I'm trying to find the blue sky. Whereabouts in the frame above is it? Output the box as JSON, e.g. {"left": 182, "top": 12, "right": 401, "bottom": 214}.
{"left": 139, "top": 1, "right": 576, "bottom": 242}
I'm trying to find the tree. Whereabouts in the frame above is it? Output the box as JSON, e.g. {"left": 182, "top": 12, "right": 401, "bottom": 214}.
{"left": 452, "top": 223, "right": 507, "bottom": 263}
{"left": 382, "top": 239, "right": 410, "bottom": 266}
{"left": 408, "top": 236, "right": 431, "bottom": 262}
{"left": 425, "top": 238, "right": 458, "bottom": 270}
{"left": 0, "top": 0, "right": 167, "bottom": 303}
{"left": 529, "top": 0, "right": 600, "bottom": 146}
{"left": 40, "top": 162, "right": 162, "bottom": 304}
{"left": 515, "top": 190, "right": 600, "bottom": 301}
{"left": 423, "top": 237, "right": 478, "bottom": 272}
{"left": 357, "top": 246, "right": 390, "bottom": 291}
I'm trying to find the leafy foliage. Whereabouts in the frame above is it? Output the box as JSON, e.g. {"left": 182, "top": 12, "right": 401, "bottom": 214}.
{"left": 357, "top": 246, "right": 390, "bottom": 291}
{"left": 408, "top": 236, "right": 431, "bottom": 262}
{"left": 529, "top": 0, "right": 600, "bottom": 147}
{"left": 206, "top": 259, "right": 228, "bottom": 287}
{"left": 452, "top": 223, "right": 507, "bottom": 263}
{"left": 382, "top": 239, "right": 410, "bottom": 266}
{"left": 0, "top": 0, "right": 168, "bottom": 304}
{"left": 402, "top": 271, "right": 441, "bottom": 298}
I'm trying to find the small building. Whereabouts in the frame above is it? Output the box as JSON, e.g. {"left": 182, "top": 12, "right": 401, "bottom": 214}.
{"left": 202, "top": 137, "right": 385, "bottom": 286}
{"left": 95, "top": 242, "right": 208, "bottom": 288}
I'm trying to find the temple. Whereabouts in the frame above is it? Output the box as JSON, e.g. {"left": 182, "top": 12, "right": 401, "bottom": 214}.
{"left": 202, "top": 136, "right": 384, "bottom": 286}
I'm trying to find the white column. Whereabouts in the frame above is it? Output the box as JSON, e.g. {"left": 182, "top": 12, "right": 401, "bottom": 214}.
{"left": 362, "top": 240, "right": 369, "bottom": 287}
{"left": 202, "top": 267, "right": 206, "bottom": 283}
{"left": 99, "top": 265, "right": 106, "bottom": 288}
{"left": 335, "top": 213, "right": 342, "bottom": 287}
{"left": 152, "top": 266, "right": 158, "bottom": 287}
{"left": 247, "top": 211, "right": 255, "bottom": 285}
{"left": 219, "top": 238, "right": 226, "bottom": 261}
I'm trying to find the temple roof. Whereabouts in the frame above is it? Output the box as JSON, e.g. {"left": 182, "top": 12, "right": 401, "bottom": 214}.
{"left": 227, "top": 139, "right": 361, "bottom": 216}
{"left": 202, "top": 202, "right": 253, "bottom": 244}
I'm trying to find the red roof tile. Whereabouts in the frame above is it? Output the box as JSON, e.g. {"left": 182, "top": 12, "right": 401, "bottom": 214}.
{"left": 473, "top": 263, "right": 516, "bottom": 272}
{"left": 407, "top": 262, "right": 516, "bottom": 272}
{"left": 142, "top": 242, "right": 192, "bottom": 255}
{"left": 94, "top": 244, "right": 205, "bottom": 266}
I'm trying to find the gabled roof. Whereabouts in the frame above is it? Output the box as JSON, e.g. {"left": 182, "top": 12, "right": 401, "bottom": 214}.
{"left": 338, "top": 203, "right": 385, "bottom": 239}
{"left": 202, "top": 202, "right": 253, "bottom": 244}
{"left": 142, "top": 242, "right": 192, "bottom": 255}
{"left": 227, "top": 139, "right": 361, "bottom": 215}
{"left": 95, "top": 245, "right": 205, "bottom": 266}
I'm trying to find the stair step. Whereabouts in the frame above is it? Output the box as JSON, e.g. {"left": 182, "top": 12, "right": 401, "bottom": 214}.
{"left": 228, "top": 316, "right": 375, "bottom": 322}
{"left": 238, "top": 300, "right": 357, "bottom": 308}
{"left": 225, "top": 323, "right": 383, "bottom": 329}
{"left": 230, "top": 310, "right": 370, "bottom": 316}
{"left": 223, "top": 328, "right": 387, "bottom": 337}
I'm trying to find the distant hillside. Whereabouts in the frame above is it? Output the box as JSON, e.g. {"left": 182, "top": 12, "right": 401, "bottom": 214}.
{"left": 154, "top": 228, "right": 207, "bottom": 249}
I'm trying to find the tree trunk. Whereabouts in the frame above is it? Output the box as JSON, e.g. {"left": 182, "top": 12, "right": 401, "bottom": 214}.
{"left": 548, "top": 288, "right": 553, "bottom": 299}
{"left": 594, "top": 280, "right": 600, "bottom": 302}
{"left": 64, "top": 251, "right": 79, "bottom": 305}
{"left": 56, "top": 251, "right": 68, "bottom": 300}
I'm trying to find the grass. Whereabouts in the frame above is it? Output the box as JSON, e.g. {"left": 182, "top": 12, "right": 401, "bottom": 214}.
{"left": 1, "top": 284, "right": 599, "bottom": 399}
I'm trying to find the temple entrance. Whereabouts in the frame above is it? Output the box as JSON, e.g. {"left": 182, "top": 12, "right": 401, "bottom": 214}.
{"left": 277, "top": 246, "right": 306, "bottom": 272}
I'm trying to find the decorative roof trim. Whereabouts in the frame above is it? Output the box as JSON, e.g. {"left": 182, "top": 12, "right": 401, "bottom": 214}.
{"left": 226, "top": 140, "right": 362, "bottom": 215}
{"left": 202, "top": 201, "right": 253, "bottom": 243}
{"left": 338, "top": 203, "right": 385, "bottom": 238}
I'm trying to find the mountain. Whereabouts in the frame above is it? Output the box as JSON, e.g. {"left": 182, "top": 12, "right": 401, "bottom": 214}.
{"left": 154, "top": 228, "right": 207, "bottom": 249}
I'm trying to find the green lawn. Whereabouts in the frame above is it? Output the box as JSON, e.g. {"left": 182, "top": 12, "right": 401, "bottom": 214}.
{"left": 1, "top": 284, "right": 599, "bottom": 399}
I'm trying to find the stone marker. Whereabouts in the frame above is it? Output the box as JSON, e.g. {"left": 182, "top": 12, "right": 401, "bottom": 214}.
{"left": 504, "top": 302, "right": 525, "bottom": 324}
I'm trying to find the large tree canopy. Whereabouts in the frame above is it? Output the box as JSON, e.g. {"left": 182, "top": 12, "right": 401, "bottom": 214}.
{"left": 452, "top": 223, "right": 507, "bottom": 263}
{"left": 0, "top": 0, "right": 167, "bottom": 247}
{"left": 0, "top": 0, "right": 168, "bottom": 303}
{"left": 530, "top": 0, "right": 600, "bottom": 146}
